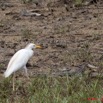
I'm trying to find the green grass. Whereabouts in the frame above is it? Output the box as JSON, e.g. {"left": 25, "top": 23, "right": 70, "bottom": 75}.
{"left": 0, "top": 75, "right": 103, "bottom": 103}
{"left": 74, "top": 0, "right": 83, "bottom": 5}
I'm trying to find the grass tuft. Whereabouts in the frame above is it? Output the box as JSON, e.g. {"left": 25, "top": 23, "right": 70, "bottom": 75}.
{"left": 0, "top": 75, "right": 103, "bottom": 103}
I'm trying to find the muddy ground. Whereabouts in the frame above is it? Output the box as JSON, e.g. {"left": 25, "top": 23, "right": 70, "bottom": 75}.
{"left": 0, "top": 0, "right": 103, "bottom": 77}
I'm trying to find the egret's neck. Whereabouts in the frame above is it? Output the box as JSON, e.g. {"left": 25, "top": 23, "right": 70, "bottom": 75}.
{"left": 25, "top": 46, "right": 32, "bottom": 50}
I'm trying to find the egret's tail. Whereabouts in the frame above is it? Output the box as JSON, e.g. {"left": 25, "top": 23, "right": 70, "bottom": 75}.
{"left": 4, "top": 71, "right": 9, "bottom": 78}
{"left": 4, "top": 69, "right": 12, "bottom": 78}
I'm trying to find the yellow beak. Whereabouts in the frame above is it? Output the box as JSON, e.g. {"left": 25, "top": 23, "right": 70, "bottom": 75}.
{"left": 36, "top": 45, "right": 42, "bottom": 49}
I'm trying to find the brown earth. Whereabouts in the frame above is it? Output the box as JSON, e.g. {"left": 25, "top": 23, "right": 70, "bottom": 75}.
{"left": 0, "top": 0, "right": 103, "bottom": 77}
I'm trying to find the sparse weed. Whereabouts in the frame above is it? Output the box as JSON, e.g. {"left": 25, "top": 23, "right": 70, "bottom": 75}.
{"left": 55, "top": 25, "right": 70, "bottom": 34}
{"left": 74, "top": 0, "right": 83, "bottom": 6}
{"left": 21, "top": 29, "right": 32, "bottom": 39}
{"left": 75, "top": 42, "right": 93, "bottom": 63}
{"left": 92, "top": 33, "right": 101, "bottom": 41}
{"left": 0, "top": 64, "right": 4, "bottom": 68}
{"left": 20, "top": 0, "right": 32, "bottom": 4}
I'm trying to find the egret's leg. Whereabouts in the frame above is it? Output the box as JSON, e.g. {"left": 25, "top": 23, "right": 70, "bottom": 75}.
{"left": 13, "top": 72, "right": 15, "bottom": 91}
{"left": 23, "top": 66, "right": 29, "bottom": 79}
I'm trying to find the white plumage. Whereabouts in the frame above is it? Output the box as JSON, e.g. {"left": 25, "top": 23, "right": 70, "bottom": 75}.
{"left": 4, "top": 43, "right": 42, "bottom": 91}
{"left": 4, "top": 43, "right": 41, "bottom": 78}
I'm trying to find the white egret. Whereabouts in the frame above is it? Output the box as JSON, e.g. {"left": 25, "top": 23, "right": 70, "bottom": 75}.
{"left": 4, "top": 43, "right": 42, "bottom": 91}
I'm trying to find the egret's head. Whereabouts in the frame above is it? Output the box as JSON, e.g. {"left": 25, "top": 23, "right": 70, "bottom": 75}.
{"left": 26, "top": 43, "right": 42, "bottom": 50}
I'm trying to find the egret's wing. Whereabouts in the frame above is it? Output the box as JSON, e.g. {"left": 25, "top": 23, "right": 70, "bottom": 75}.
{"left": 4, "top": 49, "right": 33, "bottom": 77}
{"left": 4, "top": 61, "right": 25, "bottom": 78}
{"left": 7, "top": 51, "right": 20, "bottom": 70}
